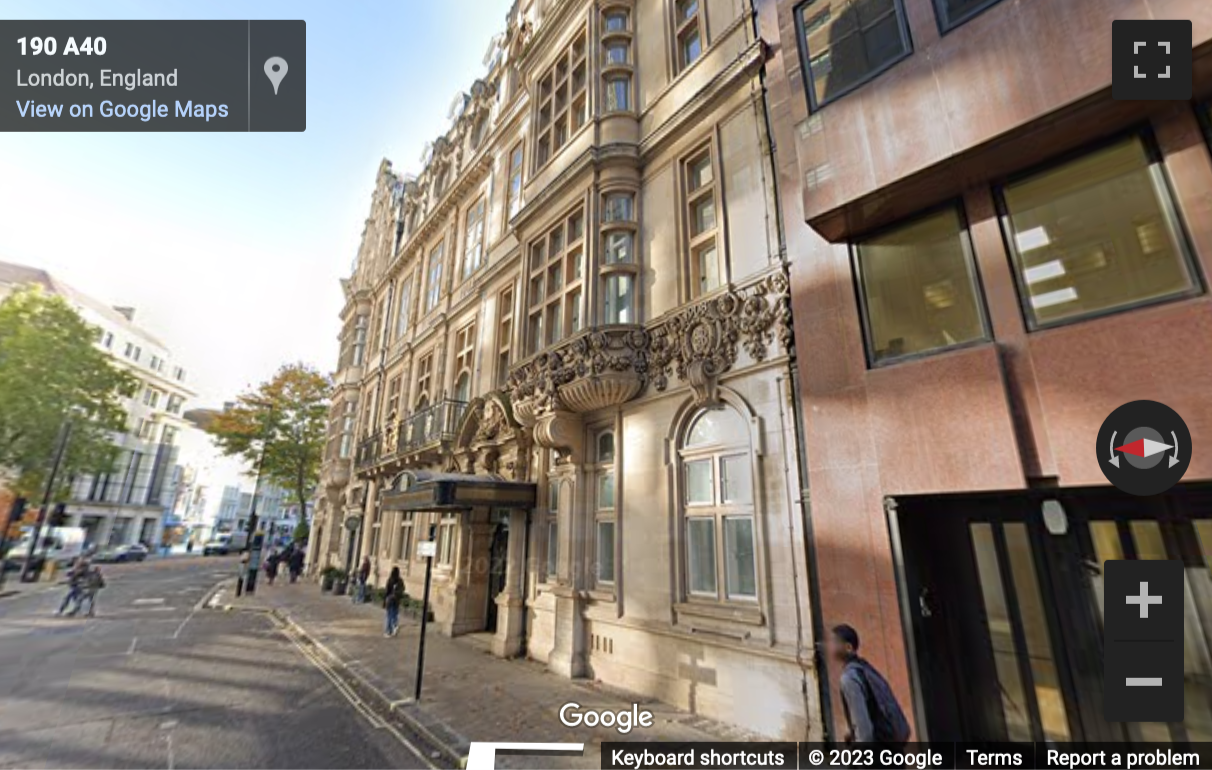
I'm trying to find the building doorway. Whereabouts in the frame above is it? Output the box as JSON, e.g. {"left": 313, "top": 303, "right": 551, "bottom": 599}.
{"left": 895, "top": 485, "right": 1212, "bottom": 744}
{"left": 486, "top": 515, "right": 509, "bottom": 634}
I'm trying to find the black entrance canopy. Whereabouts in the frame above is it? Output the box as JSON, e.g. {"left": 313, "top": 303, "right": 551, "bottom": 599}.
{"left": 379, "top": 470, "right": 537, "bottom": 512}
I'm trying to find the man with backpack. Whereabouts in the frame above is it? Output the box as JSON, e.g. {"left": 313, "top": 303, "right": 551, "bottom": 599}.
{"left": 827, "top": 623, "right": 911, "bottom": 747}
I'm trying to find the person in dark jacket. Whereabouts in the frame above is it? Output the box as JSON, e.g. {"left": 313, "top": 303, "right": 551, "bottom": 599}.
{"left": 383, "top": 566, "right": 404, "bottom": 637}
{"left": 827, "top": 623, "right": 911, "bottom": 747}
{"left": 264, "top": 549, "right": 280, "bottom": 585}
{"left": 56, "top": 557, "right": 89, "bottom": 615}
{"left": 288, "top": 546, "right": 305, "bottom": 583}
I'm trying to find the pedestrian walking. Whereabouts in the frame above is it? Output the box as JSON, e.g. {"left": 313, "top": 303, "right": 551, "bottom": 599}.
{"left": 56, "top": 557, "right": 89, "bottom": 615}
{"left": 383, "top": 566, "right": 404, "bottom": 637}
{"left": 75, "top": 565, "right": 105, "bottom": 617}
{"left": 288, "top": 546, "right": 304, "bottom": 583}
{"left": 353, "top": 556, "right": 371, "bottom": 603}
{"left": 828, "top": 624, "right": 911, "bottom": 747}
{"left": 264, "top": 549, "right": 280, "bottom": 585}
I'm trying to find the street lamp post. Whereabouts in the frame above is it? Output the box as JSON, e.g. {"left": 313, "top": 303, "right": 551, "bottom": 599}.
{"left": 21, "top": 421, "right": 73, "bottom": 583}
{"left": 241, "top": 402, "right": 276, "bottom": 596}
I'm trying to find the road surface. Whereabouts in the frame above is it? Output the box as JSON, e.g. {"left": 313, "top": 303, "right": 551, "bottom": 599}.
{"left": 0, "top": 557, "right": 430, "bottom": 769}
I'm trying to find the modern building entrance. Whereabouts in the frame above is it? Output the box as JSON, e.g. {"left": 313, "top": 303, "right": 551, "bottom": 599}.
{"left": 893, "top": 484, "right": 1212, "bottom": 744}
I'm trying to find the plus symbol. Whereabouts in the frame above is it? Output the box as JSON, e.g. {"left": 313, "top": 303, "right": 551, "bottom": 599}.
{"left": 1126, "top": 581, "right": 1163, "bottom": 619}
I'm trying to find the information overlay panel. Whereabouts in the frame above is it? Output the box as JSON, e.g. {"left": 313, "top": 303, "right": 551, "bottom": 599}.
{"left": 598, "top": 742, "right": 1212, "bottom": 770}
{"left": 0, "top": 20, "right": 305, "bottom": 132}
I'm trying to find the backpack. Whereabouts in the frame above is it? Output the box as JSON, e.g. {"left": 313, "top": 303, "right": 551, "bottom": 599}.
{"left": 850, "top": 659, "right": 911, "bottom": 745}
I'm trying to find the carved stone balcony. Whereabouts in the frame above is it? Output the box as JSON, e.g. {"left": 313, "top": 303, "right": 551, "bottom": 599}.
{"left": 507, "top": 327, "right": 649, "bottom": 425}
{"left": 508, "top": 272, "right": 793, "bottom": 424}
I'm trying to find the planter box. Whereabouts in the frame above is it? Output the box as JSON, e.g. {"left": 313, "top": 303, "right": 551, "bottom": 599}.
{"left": 333, "top": 578, "right": 348, "bottom": 596}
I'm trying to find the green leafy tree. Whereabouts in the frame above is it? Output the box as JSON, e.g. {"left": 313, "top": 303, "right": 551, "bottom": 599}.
{"left": 207, "top": 363, "right": 330, "bottom": 535}
{"left": 0, "top": 286, "right": 138, "bottom": 499}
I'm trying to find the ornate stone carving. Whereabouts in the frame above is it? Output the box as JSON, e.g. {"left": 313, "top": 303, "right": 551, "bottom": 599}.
{"left": 505, "top": 272, "right": 792, "bottom": 440}
{"left": 649, "top": 272, "right": 793, "bottom": 405}
{"left": 508, "top": 328, "right": 648, "bottom": 418}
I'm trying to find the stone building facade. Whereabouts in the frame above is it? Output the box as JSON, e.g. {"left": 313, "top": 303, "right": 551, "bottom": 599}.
{"left": 309, "top": 0, "right": 819, "bottom": 739}
{"left": 758, "top": 0, "right": 1212, "bottom": 745}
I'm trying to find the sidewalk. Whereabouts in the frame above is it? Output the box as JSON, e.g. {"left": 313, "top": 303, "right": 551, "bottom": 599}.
{"left": 228, "top": 580, "right": 761, "bottom": 769}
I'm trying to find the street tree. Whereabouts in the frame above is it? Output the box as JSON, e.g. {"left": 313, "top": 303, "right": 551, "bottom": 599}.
{"left": 0, "top": 286, "right": 138, "bottom": 499}
{"left": 206, "top": 363, "right": 330, "bottom": 535}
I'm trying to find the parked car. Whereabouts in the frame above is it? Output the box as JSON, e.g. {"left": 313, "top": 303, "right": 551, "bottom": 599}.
{"left": 202, "top": 532, "right": 246, "bottom": 556}
{"left": 94, "top": 543, "right": 149, "bottom": 563}
{"left": 2, "top": 526, "right": 87, "bottom": 572}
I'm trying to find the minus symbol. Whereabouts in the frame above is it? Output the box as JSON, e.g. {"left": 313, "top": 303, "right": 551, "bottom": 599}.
{"left": 1126, "top": 678, "right": 1163, "bottom": 687}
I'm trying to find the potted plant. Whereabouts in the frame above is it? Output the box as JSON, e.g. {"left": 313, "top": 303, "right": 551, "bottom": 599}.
{"left": 331, "top": 568, "right": 350, "bottom": 596}
{"left": 320, "top": 566, "right": 339, "bottom": 593}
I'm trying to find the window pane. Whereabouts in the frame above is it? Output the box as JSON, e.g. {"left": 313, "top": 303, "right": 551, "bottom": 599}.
{"left": 605, "top": 44, "right": 629, "bottom": 65}
{"left": 720, "top": 454, "right": 752, "bottom": 504}
{"left": 597, "top": 521, "right": 615, "bottom": 584}
{"left": 800, "top": 0, "right": 909, "bottom": 107}
{"left": 547, "top": 521, "right": 559, "bottom": 578}
{"left": 604, "top": 274, "right": 634, "bottom": 323}
{"left": 605, "top": 11, "right": 628, "bottom": 31}
{"left": 678, "top": 0, "right": 699, "bottom": 22}
{"left": 605, "top": 194, "right": 634, "bottom": 222}
{"left": 685, "top": 459, "right": 713, "bottom": 504}
{"left": 856, "top": 206, "right": 985, "bottom": 363}
{"left": 605, "top": 77, "right": 630, "bottom": 111}
{"left": 939, "top": 0, "right": 1000, "bottom": 28}
{"left": 454, "top": 373, "right": 470, "bottom": 403}
{"left": 680, "top": 27, "right": 702, "bottom": 66}
{"left": 598, "top": 472, "right": 615, "bottom": 509}
{"left": 605, "top": 231, "right": 633, "bottom": 264}
{"left": 597, "top": 431, "right": 615, "bottom": 463}
{"left": 687, "top": 408, "right": 748, "bottom": 447}
{"left": 696, "top": 244, "right": 720, "bottom": 294}
{"left": 688, "top": 154, "right": 713, "bottom": 191}
{"left": 724, "top": 516, "right": 757, "bottom": 599}
{"left": 687, "top": 518, "right": 716, "bottom": 595}
{"left": 1002, "top": 136, "right": 1195, "bottom": 327}
{"left": 692, "top": 197, "right": 716, "bottom": 236}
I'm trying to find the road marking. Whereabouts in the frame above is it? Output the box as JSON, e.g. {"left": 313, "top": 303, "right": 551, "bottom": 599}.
{"left": 133, "top": 598, "right": 165, "bottom": 605}
{"left": 127, "top": 637, "right": 138, "bottom": 655}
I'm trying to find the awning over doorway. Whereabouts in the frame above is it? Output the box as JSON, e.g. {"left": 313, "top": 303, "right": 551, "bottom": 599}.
{"left": 379, "top": 470, "right": 537, "bottom": 512}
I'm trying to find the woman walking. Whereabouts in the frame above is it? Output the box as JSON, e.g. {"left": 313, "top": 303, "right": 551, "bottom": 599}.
{"left": 264, "top": 549, "right": 280, "bottom": 586}
{"left": 383, "top": 566, "right": 404, "bottom": 637}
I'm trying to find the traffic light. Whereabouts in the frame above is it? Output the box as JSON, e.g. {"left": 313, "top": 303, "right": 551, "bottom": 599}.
{"left": 49, "top": 502, "right": 67, "bottom": 527}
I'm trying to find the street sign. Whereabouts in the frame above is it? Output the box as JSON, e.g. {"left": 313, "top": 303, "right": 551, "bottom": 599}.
{"left": 417, "top": 540, "right": 437, "bottom": 558}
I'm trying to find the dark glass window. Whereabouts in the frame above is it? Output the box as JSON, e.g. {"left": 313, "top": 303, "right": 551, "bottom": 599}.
{"left": 999, "top": 134, "right": 1198, "bottom": 329}
{"left": 854, "top": 206, "right": 987, "bottom": 365}
{"left": 795, "top": 0, "right": 911, "bottom": 109}
{"left": 933, "top": 0, "right": 1004, "bottom": 32}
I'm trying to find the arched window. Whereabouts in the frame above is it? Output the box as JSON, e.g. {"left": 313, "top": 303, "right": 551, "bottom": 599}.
{"left": 454, "top": 373, "right": 471, "bottom": 404}
{"left": 680, "top": 406, "right": 756, "bottom": 602}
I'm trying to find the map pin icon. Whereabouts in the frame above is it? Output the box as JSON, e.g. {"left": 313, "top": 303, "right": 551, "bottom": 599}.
{"left": 264, "top": 57, "right": 288, "bottom": 95}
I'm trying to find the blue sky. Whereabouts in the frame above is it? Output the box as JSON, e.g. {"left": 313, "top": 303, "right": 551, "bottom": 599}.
{"left": 0, "top": 0, "right": 512, "bottom": 408}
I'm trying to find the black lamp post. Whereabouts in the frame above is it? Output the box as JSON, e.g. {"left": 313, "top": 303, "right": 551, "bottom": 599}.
{"left": 242, "top": 403, "right": 275, "bottom": 596}
{"left": 21, "top": 420, "right": 73, "bottom": 583}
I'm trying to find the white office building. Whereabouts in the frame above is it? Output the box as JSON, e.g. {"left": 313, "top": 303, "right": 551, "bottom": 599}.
{"left": 0, "top": 261, "right": 196, "bottom": 548}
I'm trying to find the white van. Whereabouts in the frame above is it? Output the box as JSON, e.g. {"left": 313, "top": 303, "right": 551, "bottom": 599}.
{"left": 3, "top": 526, "right": 87, "bottom": 572}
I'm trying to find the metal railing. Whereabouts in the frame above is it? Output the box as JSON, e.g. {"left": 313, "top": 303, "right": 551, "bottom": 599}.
{"left": 354, "top": 398, "right": 468, "bottom": 471}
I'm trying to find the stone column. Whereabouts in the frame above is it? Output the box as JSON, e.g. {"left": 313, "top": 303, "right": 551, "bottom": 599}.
{"left": 358, "top": 478, "right": 379, "bottom": 565}
{"left": 492, "top": 507, "right": 528, "bottom": 657}
{"left": 547, "top": 465, "right": 587, "bottom": 679}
